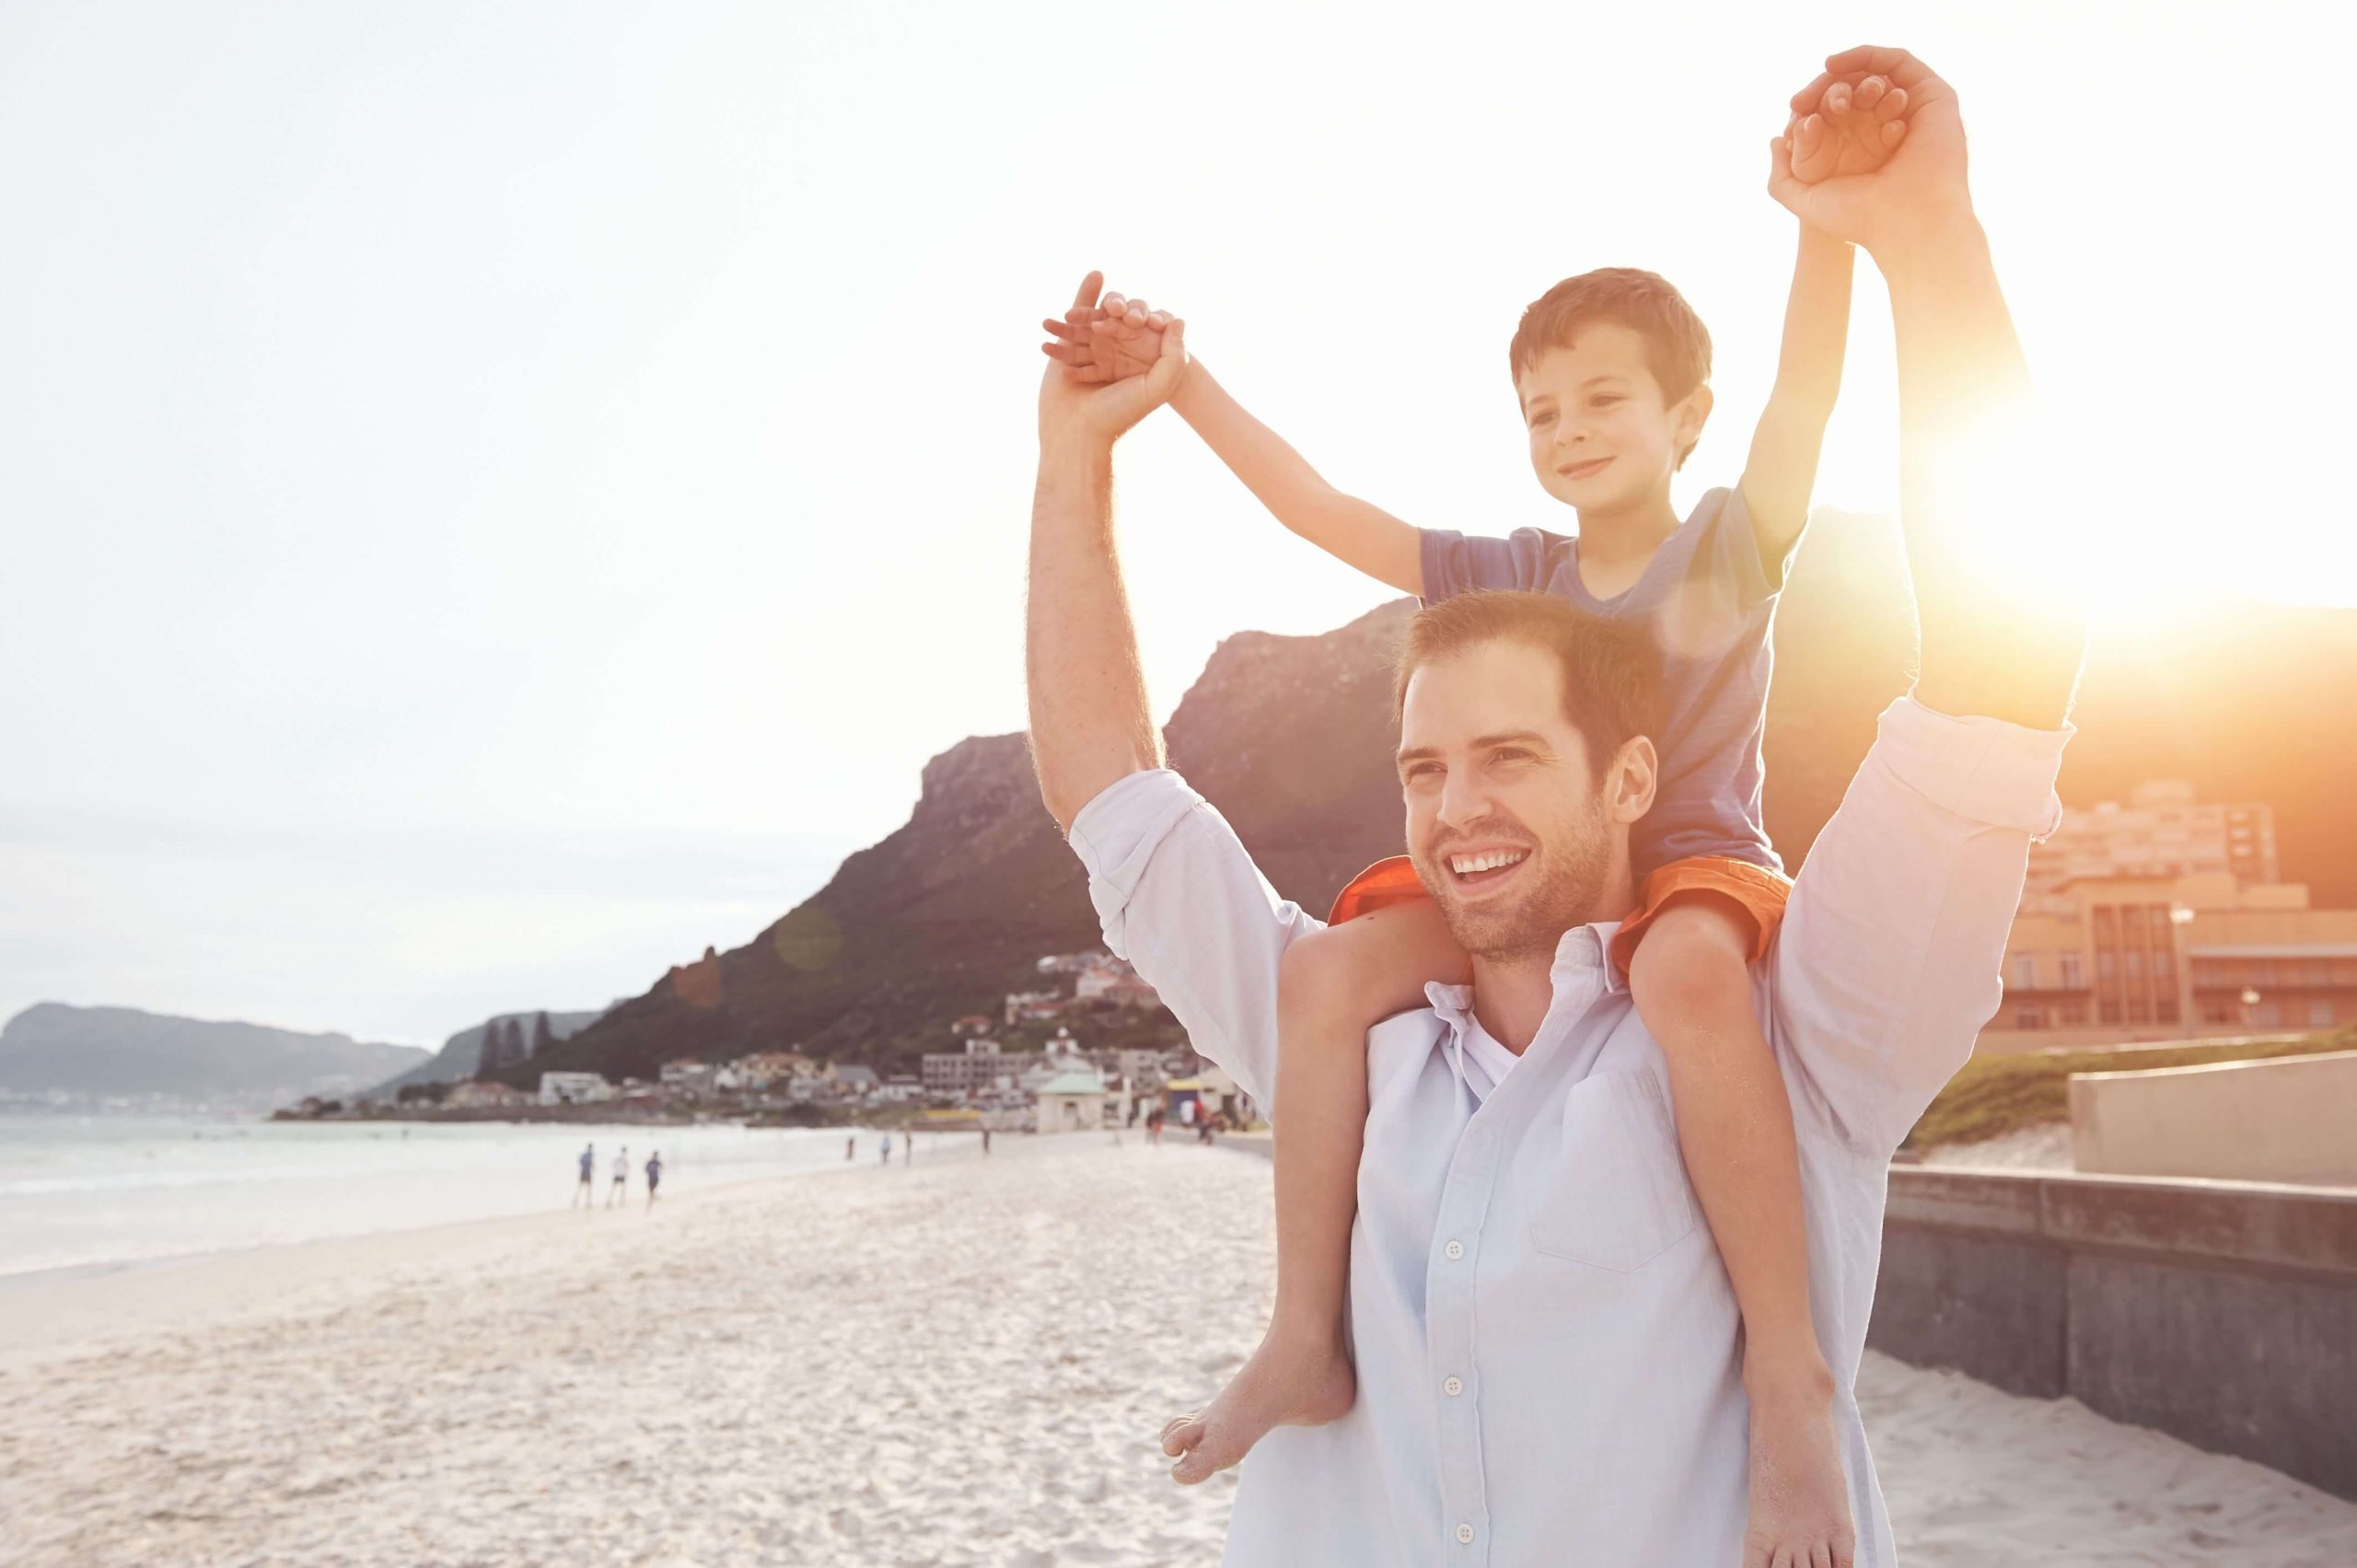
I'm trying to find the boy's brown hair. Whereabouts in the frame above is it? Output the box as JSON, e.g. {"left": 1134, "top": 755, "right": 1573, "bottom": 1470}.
{"left": 1507, "top": 268, "right": 1713, "bottom": 470}
{"left": 1394, "top": 590, "right": 1666, "bottom": 783}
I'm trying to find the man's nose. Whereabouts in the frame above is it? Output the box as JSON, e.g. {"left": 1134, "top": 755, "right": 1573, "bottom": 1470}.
{"left": 1435, "top": 771, "right": 1492, "bottom": 831}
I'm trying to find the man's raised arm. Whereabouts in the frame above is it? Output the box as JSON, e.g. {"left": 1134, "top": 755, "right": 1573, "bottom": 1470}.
{"left": 1027, "top": 271, "right": 1189, "bottom": 829}
{"left": 1773, "top": 45, "right": 2085, "bottom": 726}
{"left": 1766, "top": 52, "right": 2083, "bottom": 1156}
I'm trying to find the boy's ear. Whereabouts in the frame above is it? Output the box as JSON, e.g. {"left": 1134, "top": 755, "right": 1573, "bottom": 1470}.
{"left": 1678, "top": 384, "right": 1715, "bottom": 446}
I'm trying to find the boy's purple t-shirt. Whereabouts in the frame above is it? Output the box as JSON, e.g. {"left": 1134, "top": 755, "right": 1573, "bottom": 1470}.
{"left": 1418, "top": 485, "right": 1789, "bottom": 877}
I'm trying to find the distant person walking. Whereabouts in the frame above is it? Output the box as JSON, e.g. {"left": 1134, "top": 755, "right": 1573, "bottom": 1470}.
{"left": 981, "top": 1127, "right": 992, "bottom": 1156}
{"left": 845, "top": 1134, "right": 857, "bottom": 1161}
{"left": 879, "top": 1132, "right": 893, "bottom": 1165}
{"left": 903, "top": 1131, "right": 915, "bottom": 1164}
{"left": 573, "top": 1143, "right": 597, "bottom": 1206}
{"left": 608, "top": 1144, "right": 631, "bottom": 1207}
{"left": 644, "top": 1150, "right": 663, "bottom": 1208}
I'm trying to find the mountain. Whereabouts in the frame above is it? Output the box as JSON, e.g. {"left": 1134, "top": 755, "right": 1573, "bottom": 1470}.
{"left": 528, "top": 508, "right": 2357, "bottom": 1081}
{"left": 361, "top": 1007, "right": 612, "bottom": 1099}
{"left": 0, "top": 1004, "right": 429, "bottom": 1102}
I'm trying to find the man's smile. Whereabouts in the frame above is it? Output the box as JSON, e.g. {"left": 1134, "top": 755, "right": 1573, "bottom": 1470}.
{"left": 1441, "top": 843, "right": 1533, "bottom": 897}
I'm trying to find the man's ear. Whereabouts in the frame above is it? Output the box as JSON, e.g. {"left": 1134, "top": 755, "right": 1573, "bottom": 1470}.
{"left": 1609, "top": 736, "right": 1658, "bottom": 826}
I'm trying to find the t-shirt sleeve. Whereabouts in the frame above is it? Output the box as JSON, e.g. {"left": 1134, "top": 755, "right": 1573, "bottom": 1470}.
{"left": 1702, "top": 485, "right": 1795, "bottom": 610}
{"left": 1419, "top": 527, "right": 1562, "bottom": 600}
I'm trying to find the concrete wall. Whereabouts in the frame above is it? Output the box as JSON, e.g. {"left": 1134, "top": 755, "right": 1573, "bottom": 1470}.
{"left": 2070, "top": 1050, "right": 2357, "bottom": 1183}
{"left": 1869, "top": 1167, "right": 2357, "bottom": 1500}
{"left": 1971, "top": 1023, "right": 2303, "bottom": 1058}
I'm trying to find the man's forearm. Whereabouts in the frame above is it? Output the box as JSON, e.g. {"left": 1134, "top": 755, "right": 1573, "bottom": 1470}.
{"left": 1876, "top": 216, "right": 2084, "bottom": 729}
{"left": 1026, "top": 440, "right": 1162, "bottom": 830}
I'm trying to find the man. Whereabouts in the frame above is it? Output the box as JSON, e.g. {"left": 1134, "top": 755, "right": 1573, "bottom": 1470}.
{"left": 572, "top": 1142, "right": 596, "bottom": 1208}
{"left": 1024, "top": 46, "right": 2082, "bottom": 1568}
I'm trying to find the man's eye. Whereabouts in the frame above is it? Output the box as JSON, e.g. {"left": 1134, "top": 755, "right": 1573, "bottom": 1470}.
{"left": 1492, "top": 749, "right": 1531, "bottom": 763}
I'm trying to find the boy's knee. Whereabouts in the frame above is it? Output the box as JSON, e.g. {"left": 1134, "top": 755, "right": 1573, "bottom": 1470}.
{"left": 1279, "top": 923, "right": 1377, "bottom": 1014}
{"left": 1627, "top": 895, "right": 1758, "bottom": 1013}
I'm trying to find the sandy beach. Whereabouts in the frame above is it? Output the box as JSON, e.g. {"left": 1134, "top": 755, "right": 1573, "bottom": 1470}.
{"left": 2, "top": 1136, "right": 2352, "bottom": 1567}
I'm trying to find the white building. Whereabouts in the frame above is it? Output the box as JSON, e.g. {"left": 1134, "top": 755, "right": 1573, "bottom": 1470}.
{"left": 538, "top": 1072, "right": 613, "bottom": 1106}
{"left": 1035, "top": 1068, "right": 1111, "bottom": 1133}
{"left": 923, "top": 1036, "right": 1015, "bottom": 1100}
{"left": 2027, "top": 781, "right": 2279, "bottom": 894}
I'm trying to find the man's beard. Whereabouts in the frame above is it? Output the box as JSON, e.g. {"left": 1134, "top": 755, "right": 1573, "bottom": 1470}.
{"left": 1411, "top": 797, "right": 1613, "bottom": 966}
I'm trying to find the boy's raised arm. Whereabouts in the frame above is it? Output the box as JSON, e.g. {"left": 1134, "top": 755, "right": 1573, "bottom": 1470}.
{"left": 1045, "top": 295, "right": 1424, "bottom": 597}
{"left": 1170, "top": 362, "right": 1425, "bottom": 597}
{"left": 1737, "top": 222, "right": 1855, "bottom": 575}
{"left": 1738, "top": 77, "right": 1910, "bottom": 575}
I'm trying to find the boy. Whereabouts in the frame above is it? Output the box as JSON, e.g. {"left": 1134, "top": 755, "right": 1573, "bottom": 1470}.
{"left": 1041, "top": 77, "right": 1910, "bottom": 1560}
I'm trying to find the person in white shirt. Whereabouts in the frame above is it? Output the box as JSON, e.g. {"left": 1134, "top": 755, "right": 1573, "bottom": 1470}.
{"left": 1022, "top": 45, "right": 2082, "bottom": 1568}
{"left": 608, "top": 1144, "right": 630, "bottom": 1208}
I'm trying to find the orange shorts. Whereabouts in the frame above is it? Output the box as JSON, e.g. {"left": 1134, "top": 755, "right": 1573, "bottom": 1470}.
{"left": 1326, "top": 853, "right": 1793, "bottom": 981}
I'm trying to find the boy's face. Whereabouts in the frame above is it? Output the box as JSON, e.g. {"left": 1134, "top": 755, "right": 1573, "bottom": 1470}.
{"left": 1514, "top": 322, "right": 1710, "bottom": 513}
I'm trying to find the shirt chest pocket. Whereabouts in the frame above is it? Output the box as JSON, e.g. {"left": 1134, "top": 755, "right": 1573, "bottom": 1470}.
{"left": 1527, "top": 1069, "right": 1699, "bottom": 1272}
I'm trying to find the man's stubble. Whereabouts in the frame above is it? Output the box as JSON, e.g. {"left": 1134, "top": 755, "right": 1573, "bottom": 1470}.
{"left": 1412, "top": 786, "right": 1615, "bottom": 967}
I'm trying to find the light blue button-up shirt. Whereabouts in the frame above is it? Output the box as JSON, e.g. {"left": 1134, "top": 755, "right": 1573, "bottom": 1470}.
{"left": 1069, "top": 696, "right": 2071, "bottom": 1566}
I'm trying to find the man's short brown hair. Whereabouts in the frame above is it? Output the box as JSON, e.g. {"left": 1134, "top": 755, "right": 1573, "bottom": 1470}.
{"left": 1507, "top": 267, "right": 1713, "bottom": 470}
{"left": 1395, "top": 591, "right": 1665, "bottom": 781}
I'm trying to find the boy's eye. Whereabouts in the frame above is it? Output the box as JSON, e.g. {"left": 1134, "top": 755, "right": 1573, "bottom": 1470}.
{"left": 1590, "top": 396, "right": 1623, "bottom": 409}
{"left": 1529, "top": 412, "right": 1554, "bottom": 427}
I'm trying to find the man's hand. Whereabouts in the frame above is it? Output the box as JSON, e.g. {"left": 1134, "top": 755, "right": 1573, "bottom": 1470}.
{"left": 1040, "top": 287, "right": 1175, "bottom": 386}
{"left": 1037, "top": 272, "right": 1189, "bottom": 454}
{"left": 1768, "top": 46, "right": 1971, "bottom": 258}
{"left": 1780, "top": 72, "right": 1910, "bottom": 186}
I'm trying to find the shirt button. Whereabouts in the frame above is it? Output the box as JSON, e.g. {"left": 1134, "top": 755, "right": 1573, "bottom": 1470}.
{"left": 1456, "top": 1523, "right": 1476, "bottom": 1545}
{"left": 1444, "top": 1239, "right": 1465, "bottom": 1260}
{"left": 1443, "top": 1376, "right": 1464, "bottom": 1397}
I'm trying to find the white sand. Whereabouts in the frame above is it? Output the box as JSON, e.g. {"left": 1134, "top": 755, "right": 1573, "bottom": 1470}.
{"left": 3, "top": 1136, "right": 2352, "bottom": 1567}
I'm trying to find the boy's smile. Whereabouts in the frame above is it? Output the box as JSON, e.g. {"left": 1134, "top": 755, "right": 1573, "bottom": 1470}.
{"left": 1515, "top": 322, "right": 1712, "bottom": 517}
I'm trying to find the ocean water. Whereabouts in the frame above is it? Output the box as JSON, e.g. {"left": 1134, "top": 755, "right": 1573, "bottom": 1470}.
{"left": 0, "top": 1113, "right": 916, "bottom": 1278}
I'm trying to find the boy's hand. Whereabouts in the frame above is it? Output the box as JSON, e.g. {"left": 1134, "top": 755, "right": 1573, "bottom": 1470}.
{"left": 1040, "top": 289, "right": 1176, "bottom": 385}
{"left": 1036, "top": 272, "right": 1189, "bottom": 452}
{"left": 1768, "top": 46, "right": 1973, "bottom": 256}
{"left": 1781, "top": 72, "right": 1909, "bottom": 185}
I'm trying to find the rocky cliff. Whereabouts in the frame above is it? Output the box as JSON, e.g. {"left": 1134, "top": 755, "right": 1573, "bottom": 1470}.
{"left": 532, "top": 507, "right": 2357, "bottom": 1080}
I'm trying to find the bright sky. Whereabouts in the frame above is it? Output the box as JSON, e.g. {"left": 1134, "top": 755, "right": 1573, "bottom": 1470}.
{"left": 4, "top": 1, "right": 2351, "bottom": 1047}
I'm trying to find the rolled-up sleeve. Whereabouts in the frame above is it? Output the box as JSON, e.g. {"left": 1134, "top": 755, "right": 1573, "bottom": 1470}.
{"left": 1068, "top": 769, "right": 1320, "bottom": 1118}
{"left": 1771, "top": 696, "right": 2073, "bottom": 1155}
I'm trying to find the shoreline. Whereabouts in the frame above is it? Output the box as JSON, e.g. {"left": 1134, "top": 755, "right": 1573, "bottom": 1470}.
{"left": 0, "top": 1139, "right": 980, "bottom": 1373}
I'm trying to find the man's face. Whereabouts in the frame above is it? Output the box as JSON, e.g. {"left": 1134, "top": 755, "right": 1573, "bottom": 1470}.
{"left": 1396, "top": 641, "right": 1627, "bottom": 964}
{"left": 1514, "top": 323, "right": 1709, "bottom": 511}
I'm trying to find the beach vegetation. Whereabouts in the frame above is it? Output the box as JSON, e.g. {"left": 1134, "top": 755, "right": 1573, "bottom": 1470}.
{"left": 1902, "top": 1028, "right": 2355, "bottom": 1151}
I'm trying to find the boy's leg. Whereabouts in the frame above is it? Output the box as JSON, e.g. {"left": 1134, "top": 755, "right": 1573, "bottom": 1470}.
{"left": 1626, "top": 896, "right": 1855, "bottom": 1568}
{"left": 1161, "top": 897, "right": 1465, "bottom": 1485}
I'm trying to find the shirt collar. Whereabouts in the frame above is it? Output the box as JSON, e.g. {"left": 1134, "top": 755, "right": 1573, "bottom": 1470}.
{"left": 1422, "top": 919, "right": 1627, "bottom": 1079}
